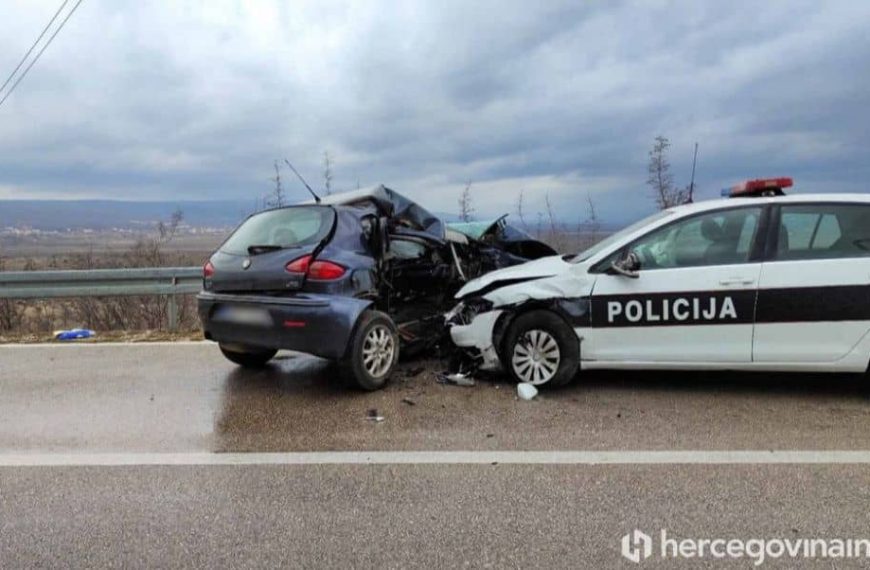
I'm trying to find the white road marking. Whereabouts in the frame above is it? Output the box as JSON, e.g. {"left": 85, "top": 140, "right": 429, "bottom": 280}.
{"left": 2, "top": 450, "right": 870, "bottom": 467}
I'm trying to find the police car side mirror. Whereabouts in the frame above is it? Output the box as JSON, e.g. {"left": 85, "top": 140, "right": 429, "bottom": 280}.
{"left": 610, "top": 251, "right": 640, "bottom": 279}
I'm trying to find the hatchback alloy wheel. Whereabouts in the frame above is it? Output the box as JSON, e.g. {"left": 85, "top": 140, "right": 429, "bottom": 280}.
{"left": 362, "top": 324, "right": 396, "bottom": 379}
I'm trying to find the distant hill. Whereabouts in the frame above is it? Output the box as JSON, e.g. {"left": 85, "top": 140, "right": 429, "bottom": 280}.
{"left": 0, "top": 199, "right": 624, "bottom": 233}
{"left": 0, "top": 200, "right": 255, "bottom": 230}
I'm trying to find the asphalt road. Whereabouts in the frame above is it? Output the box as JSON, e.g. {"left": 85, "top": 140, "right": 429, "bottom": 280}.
{"left": 2, "top": 343, "right": 870, "bottom": 568}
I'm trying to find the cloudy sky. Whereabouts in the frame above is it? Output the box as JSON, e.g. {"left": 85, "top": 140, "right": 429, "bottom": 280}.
{"left": 0, "top": 0, "right": 868, "bottom": 223}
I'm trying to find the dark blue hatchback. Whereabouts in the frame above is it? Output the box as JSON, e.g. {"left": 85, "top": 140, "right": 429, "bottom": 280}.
{"left": 198, "top": 185, "right": 555, "bottom": 390}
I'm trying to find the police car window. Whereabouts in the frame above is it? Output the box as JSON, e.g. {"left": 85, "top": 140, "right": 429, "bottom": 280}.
{"left": 627, "top": 208, "right": 761, "bottom": 270}
{"left": 777, "top": 204, "right": 870, "bottom": 260}
{"left": 572, "top": 210, "right": 672, "bottom": 263}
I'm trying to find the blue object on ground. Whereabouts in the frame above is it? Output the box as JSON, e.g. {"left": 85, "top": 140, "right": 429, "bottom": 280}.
{"left": 55, "top": 329, "right": 95, "bottom": 341}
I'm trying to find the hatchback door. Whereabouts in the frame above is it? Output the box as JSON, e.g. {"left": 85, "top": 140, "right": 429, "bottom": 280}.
{"left": 586, "top": 205, "right": 765, "bottom": 363}
{"left": 754, "top": 202, "right": 870, "bottom": 362}
{"left": 206, "top": 206, "right": 336, "bottom": 293}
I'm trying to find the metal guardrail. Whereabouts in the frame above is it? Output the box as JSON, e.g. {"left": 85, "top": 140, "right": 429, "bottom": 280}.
{"left": 0, "top": 267, "right": 202, "bottom": 331}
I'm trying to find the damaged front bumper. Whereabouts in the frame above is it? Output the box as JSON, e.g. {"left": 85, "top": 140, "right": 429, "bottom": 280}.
{"left": 446, "top": 302, "right": 504, "bottom": 371}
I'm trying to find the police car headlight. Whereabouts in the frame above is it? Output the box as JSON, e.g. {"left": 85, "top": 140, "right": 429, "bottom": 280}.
{"left": 445, "top": 302, "right": 465, "bottom": 324}
{"left": 446, "top": 298, "right": 493, "bottom": 326}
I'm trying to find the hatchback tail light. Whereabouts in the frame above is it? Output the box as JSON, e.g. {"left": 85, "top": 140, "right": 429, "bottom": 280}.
{"left": 285, "top": 254, "right": 346, "bottom": 280}
{"left": 203, "top": 261, "right": 215, "bottom": 278}
{"left": 285, "top": 255, "right": 312, "bottom": 274}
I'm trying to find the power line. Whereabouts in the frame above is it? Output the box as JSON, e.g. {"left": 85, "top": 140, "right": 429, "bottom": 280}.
{"left": 0, "top": 0, "right": 84, "bottom": 110}
{"left": 0, "top": 0, "right": 70, "bottom": 96}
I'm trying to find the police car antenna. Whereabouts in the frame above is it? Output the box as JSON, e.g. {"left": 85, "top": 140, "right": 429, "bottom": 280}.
{"left": 687, "top": 142, "right": 698, "bottom": 204}
{"left": 283, "top": 159, "right": 321, "bottom": 204}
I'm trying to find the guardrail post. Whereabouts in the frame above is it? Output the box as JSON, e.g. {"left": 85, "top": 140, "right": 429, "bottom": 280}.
{"left": 167, "top": 295, "right": 178, "bottom": 332}
{"left": 167, "top": 277, "right": 179, "bottom": 332}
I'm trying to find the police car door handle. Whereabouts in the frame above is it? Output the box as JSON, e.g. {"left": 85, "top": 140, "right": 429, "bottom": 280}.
{"left": 719, "top": 278, "right": 755, "bottom": 286}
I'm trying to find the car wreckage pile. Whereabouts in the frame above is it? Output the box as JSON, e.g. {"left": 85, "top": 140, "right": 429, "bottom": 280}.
{"left": 198, "top": 185, "right": 557, "bottom": 390}
{"left": 200, "top": 177, "right": 870, "bottom": 392}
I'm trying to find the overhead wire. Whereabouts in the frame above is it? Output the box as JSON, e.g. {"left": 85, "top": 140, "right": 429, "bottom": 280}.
{"left": 0, "top": 0, "right": 70, "bottom": 96}
{"left": 0, "top": 0, "right": 85, "bottom": 109}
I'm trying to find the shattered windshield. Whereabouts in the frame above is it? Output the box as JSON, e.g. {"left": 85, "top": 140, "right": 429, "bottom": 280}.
{"left": 570, "top": 210, "right": 673, "bottom": 263}
{"left": 447, "top": 220, "right": 493, "bottom": 240}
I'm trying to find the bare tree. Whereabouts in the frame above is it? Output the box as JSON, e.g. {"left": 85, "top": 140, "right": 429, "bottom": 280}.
{"left": 647, "top": 135, "right": 688, "bottom": 209}
{"left": 585, "top": 192, "right": 600, "bottom": 235}
{"left": 156, "top": 208, "right": 184, "bottom": 244}
{"left": 515, "top": 190, "right": 528, "bottom": 229}
{"left": 544, "top": 192, "right": 558, "bottom": 235}
{"left": 543, "top": 192, "right": 566, "bottom": 251}
{"left": 266, "top": 160, "right": 286, "bottom": 209}
{"left": 458, "top": 181, "right": 474, "bottom": 222}
{"left": 323, "top": 151, "right": 333, "bottom": 195}
{"left": 574, "top": 191, "right": 602, "bottom": 250}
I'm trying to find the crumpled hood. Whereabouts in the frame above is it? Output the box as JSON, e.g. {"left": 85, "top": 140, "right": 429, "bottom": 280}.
{"left": 456, "top": 255, "right": 571, "bottom": 299}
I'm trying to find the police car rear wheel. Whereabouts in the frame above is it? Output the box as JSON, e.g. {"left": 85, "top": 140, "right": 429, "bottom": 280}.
{"left": 504, "top": 310, "right": 579, "bottom": 387}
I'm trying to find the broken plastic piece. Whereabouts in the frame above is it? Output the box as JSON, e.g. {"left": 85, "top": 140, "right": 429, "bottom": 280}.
{"left": 366, "top": 409, "right": 385, "bottom": 422}
{"left": 517, "top": 383, "right": 538, "bottom": 401}
{"left": 54, "top": 328, "right": 95, "bottom": 341}
{"left": 436, "top": 372, "right": 476, "bottom": 387}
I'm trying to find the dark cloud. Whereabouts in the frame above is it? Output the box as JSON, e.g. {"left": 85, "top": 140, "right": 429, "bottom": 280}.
{"left": 0, "top": 0, "right": 868, "bottom": 224}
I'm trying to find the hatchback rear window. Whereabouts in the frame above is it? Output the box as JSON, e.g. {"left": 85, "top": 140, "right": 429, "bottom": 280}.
{"left": 221, "top": 207, "right": 335, "bottom": 255}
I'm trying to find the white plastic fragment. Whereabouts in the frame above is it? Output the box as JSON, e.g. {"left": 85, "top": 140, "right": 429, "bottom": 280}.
{"left": 436, "top": 372, "right": 476, "bottom": 387}
{"left": 446, "top": 373, "right": 476, "bottom": 387}
{"left": 517, "top": 383, "right": 538, "bottom": 401}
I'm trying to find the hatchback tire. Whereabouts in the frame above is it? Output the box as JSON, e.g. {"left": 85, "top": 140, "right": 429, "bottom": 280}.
{"left": 503, "top": 310, "right": 579, "bottom": 387}
{"left": 219, "top": 344, "right": 277, "bottom": 367}
{"left": 344, "top": 310, "right": 399, "bottom": 391}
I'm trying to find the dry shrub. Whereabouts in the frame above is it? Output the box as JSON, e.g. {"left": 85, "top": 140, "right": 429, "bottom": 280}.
{"left": 3, "top": 209, "right": 204, "bottom": 334}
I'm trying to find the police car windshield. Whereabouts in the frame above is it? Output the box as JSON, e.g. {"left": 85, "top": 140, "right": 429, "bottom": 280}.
{"left": 569, "top": 210, "right": 673, "bottom": 263}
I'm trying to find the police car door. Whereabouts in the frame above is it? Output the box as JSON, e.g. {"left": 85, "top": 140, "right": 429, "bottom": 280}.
{"left": 586, "top": 205, "right": 765, "bottom": 363}
{"left": 754, "top": 202, "right": 870, "bottom": 362}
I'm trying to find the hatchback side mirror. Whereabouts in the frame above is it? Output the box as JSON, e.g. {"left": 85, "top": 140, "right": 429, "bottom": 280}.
{"left": 610, "top": 251, "right": 640, "bottom": 278}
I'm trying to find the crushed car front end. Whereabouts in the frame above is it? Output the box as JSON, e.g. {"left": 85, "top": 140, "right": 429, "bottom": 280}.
{"left": 446, "top": 255, "right": 595, "bottom": 375}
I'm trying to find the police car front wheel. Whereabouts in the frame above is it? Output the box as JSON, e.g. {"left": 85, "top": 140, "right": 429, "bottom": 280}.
{"left": 503, "top": 310, "right": 579, "bottom": 387}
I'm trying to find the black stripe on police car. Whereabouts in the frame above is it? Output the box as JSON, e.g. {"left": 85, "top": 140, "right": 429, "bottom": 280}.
{"left": 591, "top": 290, "right": 756, "bottom": 327}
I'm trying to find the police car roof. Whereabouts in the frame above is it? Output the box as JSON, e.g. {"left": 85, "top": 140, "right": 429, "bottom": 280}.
{"left": 667, "top": 193, "right": 870, "bottom": 216}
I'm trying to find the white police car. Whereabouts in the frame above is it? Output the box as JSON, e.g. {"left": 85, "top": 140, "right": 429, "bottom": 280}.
{"left": 447, "top": 178, "right": 870, "bottom": 386}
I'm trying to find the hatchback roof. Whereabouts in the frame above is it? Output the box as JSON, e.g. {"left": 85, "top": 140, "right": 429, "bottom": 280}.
{"left": 305, "top": 185, "right": 445, "bottom": 239}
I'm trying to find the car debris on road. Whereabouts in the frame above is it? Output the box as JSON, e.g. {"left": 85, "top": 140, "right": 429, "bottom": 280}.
{"left": 53, "top": 328, "right": 95, "bottom": 341}
{"left": 517, "top": 383, "right": 539, "bottom": 401}
{"left": 366, "top": 409, "right": 385, "bottom": 422}
{"left": 436, "top": 372, "right": 476, "bottom": 387}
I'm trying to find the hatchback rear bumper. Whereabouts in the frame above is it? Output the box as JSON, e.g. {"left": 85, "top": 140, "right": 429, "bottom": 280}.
{"left": 197, "top": 291, "right": 372, "bottom": 360}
